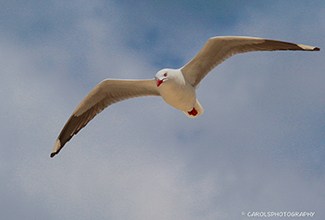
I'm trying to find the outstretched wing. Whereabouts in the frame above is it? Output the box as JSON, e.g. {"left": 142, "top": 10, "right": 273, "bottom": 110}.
{"left": 51, "top": 79, "right": 160, "bottom": 157}
{"left": 181, "top": 36, "right": 320, "bottom": 87}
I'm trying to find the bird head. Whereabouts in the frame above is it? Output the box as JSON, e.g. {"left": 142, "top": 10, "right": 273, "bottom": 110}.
{"left": 155, "top": 69, "right": 171, "bottom": 87}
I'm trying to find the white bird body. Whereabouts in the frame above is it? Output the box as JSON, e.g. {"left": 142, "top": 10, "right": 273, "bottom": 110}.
{"left": 51, "top": 36, "right": 320, "bottom": 157}
{"left": 155, "top": 68, "right": 203, "bottom": 117}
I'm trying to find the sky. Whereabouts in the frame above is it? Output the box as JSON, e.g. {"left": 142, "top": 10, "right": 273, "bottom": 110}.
{"left": 0, "top": 0, "right": 324, "bottom": 219}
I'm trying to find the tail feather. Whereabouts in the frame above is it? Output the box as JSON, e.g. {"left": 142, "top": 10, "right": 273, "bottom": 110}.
{"left": 183, "top": 99, "right": 204, "bottom": 118}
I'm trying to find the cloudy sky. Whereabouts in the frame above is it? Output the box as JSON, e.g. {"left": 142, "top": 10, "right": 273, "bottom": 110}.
{"left": 1, "top": 0, "right": 324, "bottom": 219}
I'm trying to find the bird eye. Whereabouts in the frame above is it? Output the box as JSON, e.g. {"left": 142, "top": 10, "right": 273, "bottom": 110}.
{"left": 164, "top": 72, "right": 167, "bottom": 77}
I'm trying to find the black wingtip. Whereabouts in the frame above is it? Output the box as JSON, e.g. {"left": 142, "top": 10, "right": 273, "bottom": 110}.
{"left": 313, "top": 47, "right": 320, "bottom": 51}
{"left": 50, "top": 152, "right": 56, "bottom": 158}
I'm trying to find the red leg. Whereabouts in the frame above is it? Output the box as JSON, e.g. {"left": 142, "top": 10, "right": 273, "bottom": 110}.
{"left": 188, "top": 108, "right": 198, "bottom": 116}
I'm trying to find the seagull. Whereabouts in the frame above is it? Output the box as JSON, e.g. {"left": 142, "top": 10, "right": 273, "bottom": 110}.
{"left": 51, "top": 36, "right": 320, "bottom": 157}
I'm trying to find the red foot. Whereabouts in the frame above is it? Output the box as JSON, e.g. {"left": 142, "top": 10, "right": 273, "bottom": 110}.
{"left": 188, "top": 108, "right": 198, "bottom": 116}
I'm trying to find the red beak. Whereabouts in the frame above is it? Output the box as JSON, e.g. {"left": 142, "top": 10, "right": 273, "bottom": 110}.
{"left": 157, "top": 79, "right": 164, "bottom": 87}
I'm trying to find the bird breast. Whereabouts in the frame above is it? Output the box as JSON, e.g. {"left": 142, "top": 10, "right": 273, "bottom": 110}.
{"left": 158, "top": 76, "right": 196, "bottom": 112}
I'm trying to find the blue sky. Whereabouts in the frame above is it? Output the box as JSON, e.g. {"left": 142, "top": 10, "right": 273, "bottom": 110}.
{"left": 0, "top": 1, "right": 324, "bottom": 219}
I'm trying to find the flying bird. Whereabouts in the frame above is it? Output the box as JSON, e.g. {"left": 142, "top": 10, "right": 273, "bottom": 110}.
{"left": 51, "top": 36, "right": 320, "bottom": 157}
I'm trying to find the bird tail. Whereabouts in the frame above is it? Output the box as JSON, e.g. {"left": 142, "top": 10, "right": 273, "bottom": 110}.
{"left": 183, "top": 99, "right": 204, "bottom": 118}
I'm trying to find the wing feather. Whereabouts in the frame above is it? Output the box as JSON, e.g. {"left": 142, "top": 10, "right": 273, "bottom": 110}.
{"left": 181, "top": 36, "right": 320, "bottom": 87}
{"left": 51, "top": 79, "right": 160, "bottom": 157}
